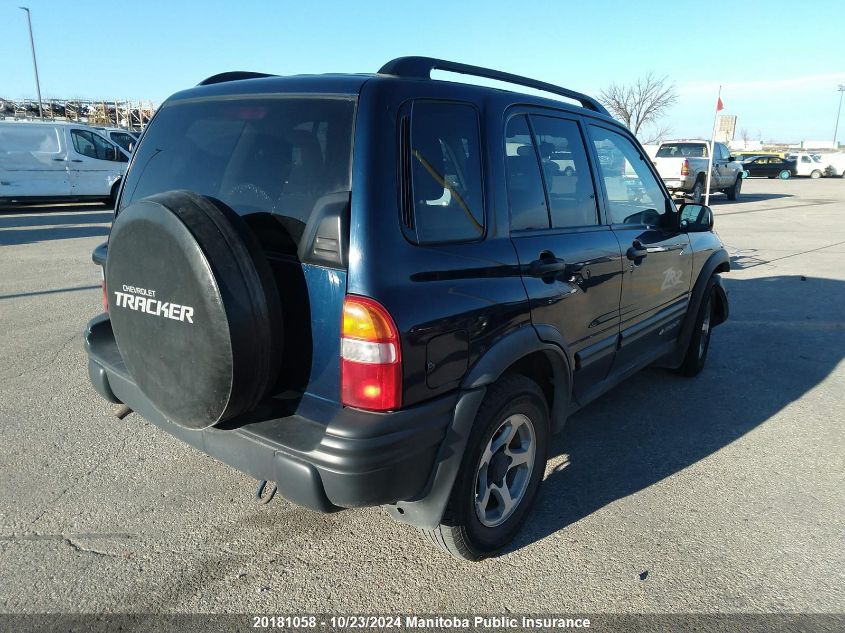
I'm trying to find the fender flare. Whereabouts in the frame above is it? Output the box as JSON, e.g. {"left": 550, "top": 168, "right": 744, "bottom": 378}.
{"left": 666, "top": 248, "right": 730, "bottom": 368}
{"left": 386, "top": 325, "right": 572, "bottom": 529}
{"left": 463, "top": 323, "right": 572, "bottom": 433}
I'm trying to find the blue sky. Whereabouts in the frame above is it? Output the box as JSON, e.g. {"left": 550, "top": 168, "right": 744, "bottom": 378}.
{"left": 2, "top": 0, "right": 844, "bottom": 143}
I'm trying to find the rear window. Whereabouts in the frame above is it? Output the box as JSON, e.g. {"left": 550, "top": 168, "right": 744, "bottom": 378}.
{"left": 120, "top": 96, "right": 355, "bottom": 248}
{"left": 656, "top": 143, "right": 708, "bottom": 158}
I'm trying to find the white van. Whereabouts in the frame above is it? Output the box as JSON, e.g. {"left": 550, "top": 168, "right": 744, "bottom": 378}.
{"left": 94, "top": 127, "right": 141, "bottom": 153}
{"left": 0, "top": 121, "right": 129, "bottom": 205}
{"left": 786, "top": 152, "right": 825, "bottom": 178}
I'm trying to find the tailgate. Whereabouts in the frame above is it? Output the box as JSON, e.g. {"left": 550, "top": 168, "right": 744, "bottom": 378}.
{"left": 654, "top": 156, "right": 684, "bottom": 179}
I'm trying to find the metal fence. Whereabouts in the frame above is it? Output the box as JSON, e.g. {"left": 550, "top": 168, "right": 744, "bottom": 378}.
{"left": 0, "top": 98, "right": 157, "bottom": 131}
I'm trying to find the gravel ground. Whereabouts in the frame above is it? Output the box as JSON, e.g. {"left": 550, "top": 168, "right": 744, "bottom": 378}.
{"left": 0, "top": 178, "right": 843, "bottom": 616}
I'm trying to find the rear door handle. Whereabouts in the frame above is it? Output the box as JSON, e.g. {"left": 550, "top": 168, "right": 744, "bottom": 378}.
{"left": 627, "top": 240, "right": 648, "bottom": 260}
{"left": 528, "top": 257, "right": 566, "bottom": 278}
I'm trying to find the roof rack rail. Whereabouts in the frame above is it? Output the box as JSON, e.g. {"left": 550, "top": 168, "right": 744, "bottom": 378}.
{"left": 198, "top": 71, "right": 275, "bottom": 86}
{"left": 378, "top": 56, "right": 609, "bottom": 116}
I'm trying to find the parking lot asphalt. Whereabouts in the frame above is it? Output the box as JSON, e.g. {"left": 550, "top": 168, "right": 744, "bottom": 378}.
{"left": 1, "top": 178, "right": 843, "bottom": 615}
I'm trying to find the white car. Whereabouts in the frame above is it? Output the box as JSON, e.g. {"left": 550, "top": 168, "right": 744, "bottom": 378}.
{"left": 0, "top": 121, "right": 128, "bottom": 205}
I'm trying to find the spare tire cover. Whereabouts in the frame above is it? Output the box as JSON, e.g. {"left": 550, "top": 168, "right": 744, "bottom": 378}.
{"left": 106, "top": 190, "right": 282, "bottom": 429}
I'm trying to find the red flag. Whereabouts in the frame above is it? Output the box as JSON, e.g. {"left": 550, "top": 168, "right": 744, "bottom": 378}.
{"left": 716, "top": 97, "right": 724, "bottom": 112}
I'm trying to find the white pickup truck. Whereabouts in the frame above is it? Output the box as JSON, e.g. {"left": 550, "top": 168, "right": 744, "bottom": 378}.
{"left": 654, "top": 140, "right": 744, "bottom": 202}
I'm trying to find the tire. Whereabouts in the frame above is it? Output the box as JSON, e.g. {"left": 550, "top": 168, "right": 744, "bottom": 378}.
{"left": 689, "top": 179, "right": 704, "bottom": 204}
{"left": 106, "top": 181, "right": 121, "bottom": 209}
{"left": 810, "top": 170, "right": 821, "bottom": 179}
{"left": 778, "top": 169, "right": 791, "bottom": 179}
{"left": 677, "top": 277, "right": 716, "bottom": 377}
{"left": 420, "top": 374, "right": 550, "bottom": 560}
{"left": 726, "top": 176, "right": 742, "bottom": 201}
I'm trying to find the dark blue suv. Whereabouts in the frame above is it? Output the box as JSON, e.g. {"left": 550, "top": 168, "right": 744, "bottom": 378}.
{"left": 85, "top": 57, "right": 729, "bottom": 560}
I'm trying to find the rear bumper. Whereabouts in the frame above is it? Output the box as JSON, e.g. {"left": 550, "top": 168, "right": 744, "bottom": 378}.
{"left": 85, "top": 313, "right": 456, "bottom": 513}
{"left": 663, "top": 176, "right": 695, "bottom": 193}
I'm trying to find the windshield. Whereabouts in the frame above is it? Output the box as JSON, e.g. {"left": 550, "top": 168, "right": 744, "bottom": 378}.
{"left": 120, "top": 96, "right": 355, "bottom": 248}
{"left": 656, "top": 143, "right": 708, "bottom": 158}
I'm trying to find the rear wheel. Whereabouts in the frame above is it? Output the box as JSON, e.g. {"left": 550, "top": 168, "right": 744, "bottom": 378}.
{"left": 690, "top": 179, "right": 704, "bottom": 204}
{"left": 726, "top": 176, "right": 742, "bottom": 201}
{"left": 677, "top": 278, "right": 716, "bottom": 377}
{"left": 778, "top": 169, "right": 791, "bottom": 179}
{"left": 420, "top": 374, "right": 549, "bottom": 560}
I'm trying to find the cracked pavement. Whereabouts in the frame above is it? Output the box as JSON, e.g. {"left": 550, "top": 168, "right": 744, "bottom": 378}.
{"left": 0, "top": 180, "right": 843, "bottom": 614}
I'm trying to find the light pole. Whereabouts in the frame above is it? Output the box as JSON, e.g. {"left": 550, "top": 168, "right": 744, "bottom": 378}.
{"left": 19, "top": 7, "right": 44, "bottom": 120}
{"left": 835, "top": 85, "right": 845, "bottom": 149}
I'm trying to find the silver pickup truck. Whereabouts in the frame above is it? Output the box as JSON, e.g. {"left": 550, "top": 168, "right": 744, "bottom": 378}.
{"left": 654, "top": 140, "right": 744, "bottom": 202}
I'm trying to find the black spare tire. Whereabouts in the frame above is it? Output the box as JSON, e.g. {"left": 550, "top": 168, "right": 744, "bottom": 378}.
{"left": 106, "top": 190, "right": 283, "bottom": 429}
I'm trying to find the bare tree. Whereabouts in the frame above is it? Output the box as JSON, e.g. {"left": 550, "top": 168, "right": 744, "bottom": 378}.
{"left": 640, "top": 123, "right": 672, "bottom": 145}
{"left": 598, "top": 73, "right": 678, "bottom": 141}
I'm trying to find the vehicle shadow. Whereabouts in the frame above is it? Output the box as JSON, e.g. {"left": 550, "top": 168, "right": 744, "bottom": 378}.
{"left": 0, "top": 211, "right": 113, "bottom": 229}
{"left": 709, "top": 193, "right": 792, "bottom": 205}
{"left": 511, "top": 274, "right": 844, "bottom": 553}
{"left": 0, "top": 205, "right": 112, "bottom": 246}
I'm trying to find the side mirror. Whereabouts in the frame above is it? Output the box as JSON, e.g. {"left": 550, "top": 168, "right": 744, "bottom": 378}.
{"left": 728, "top": 156, "right": 735, "bottom": 162}
{"left": 678, "top": 202, "right": 714, "bottom": 232}
{"left": 106, "top": 146, "right": 117, "bottom": 161}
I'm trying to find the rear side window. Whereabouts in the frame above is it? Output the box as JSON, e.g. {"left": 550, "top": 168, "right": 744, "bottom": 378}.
{"left": 405, "top": 101, "right": 484, "bottom": 244}
{"left": 530, "top": 115, "right": 598, "bottom": 228}
{"left": 505, "top": 115, "right": 549, "bottom": 231}
{"left": 121, "top": 96, "right": 355, "bottom": 249}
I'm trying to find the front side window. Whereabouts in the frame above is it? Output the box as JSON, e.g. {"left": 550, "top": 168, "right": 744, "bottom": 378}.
{"left": 590, "top": 126, "right": 670, "bottom": 226}
{"left": 530, "top": 115, "right": 598, "bottom": 228}
{"left": 71, "top": 130, "right": 97, "bottom": 158}
{"left": 407, "top": 101, "right": 484, "bottom": 243}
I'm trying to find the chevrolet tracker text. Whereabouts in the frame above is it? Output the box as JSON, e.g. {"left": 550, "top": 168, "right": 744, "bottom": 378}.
{"left": 113, "top": 285, "right": 194, "bottom": 323}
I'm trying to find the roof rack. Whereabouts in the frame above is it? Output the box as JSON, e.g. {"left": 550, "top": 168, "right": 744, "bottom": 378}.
{"left": 198, "top": 71, "right": 275, "bottom": 86}
{"left": 378, "top": 56, "right": 609, "bottom": 116}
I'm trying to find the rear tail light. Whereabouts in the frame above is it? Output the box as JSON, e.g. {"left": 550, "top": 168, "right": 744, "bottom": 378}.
{"left": 341, "top": 295, "right": 402, "bottom": 411}
{"left": 681, "top": 159, "right": 690, "bottom": 176}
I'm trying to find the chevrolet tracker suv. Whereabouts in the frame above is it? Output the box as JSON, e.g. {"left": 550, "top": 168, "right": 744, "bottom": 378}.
{"left": 85, "top": 57, "right": 730, "bottom": 560}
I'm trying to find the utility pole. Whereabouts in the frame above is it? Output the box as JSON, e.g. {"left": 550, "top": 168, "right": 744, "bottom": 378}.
{"left": 834, "top": 85, "right": 845, "bottom": 149}
{"left": 19, "top": 7, "right": 44, "bottom": 120}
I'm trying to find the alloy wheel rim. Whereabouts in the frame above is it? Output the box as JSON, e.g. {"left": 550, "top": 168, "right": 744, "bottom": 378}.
{"left": 474, "top": 413, "right": 536, "bottom": 528}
